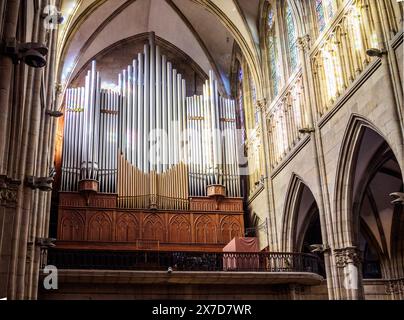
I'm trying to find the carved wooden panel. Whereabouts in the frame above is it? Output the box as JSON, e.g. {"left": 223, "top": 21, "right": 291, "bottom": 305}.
{"left": 220, "top": 216, "right": 242, "bottom": 244}
{"left": 143, "top": 214, "right": 166, "bottom": 242}
{"left": 195, "top": 215, "right": 216, "bottom": 244}
{"left": 116, "top": 213, "right": 139, "bottom": 242}
{"left": 57, "top": 193, "right": 245, "bottom": 250}
{"left": 59, "top": 193, "right": 87, "bottom": 207}
{"left": 59, "top": 193, "right": 116, "bottom": 208}
{"left": 60, "top": 211, "right": 85, "bottom": 241}
{"left": 169, "top": 215, "right": 192, "bottom": 243}
{"left": 88, "top": 212, "right": 113, "bottom": 241}
{"left": 190, "top": 198, "right": 243, "bottom": 212}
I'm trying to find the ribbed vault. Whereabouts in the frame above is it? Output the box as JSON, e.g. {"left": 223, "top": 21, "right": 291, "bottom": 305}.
{"left": 57, "top": 0, "right": 264, "bottom": 99}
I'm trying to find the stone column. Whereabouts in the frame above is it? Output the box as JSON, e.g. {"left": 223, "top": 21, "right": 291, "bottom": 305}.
{"left": 0, "top": 0, "right": 21, "bottom": 300}
{"left": 297, "top": 34, "right": 337, "bottom": 300}
{"left": 0, "top": 176, "right": 20, "bottom": 298}
{"left": 256, "top": 98, "right": 279, "bottom": 251}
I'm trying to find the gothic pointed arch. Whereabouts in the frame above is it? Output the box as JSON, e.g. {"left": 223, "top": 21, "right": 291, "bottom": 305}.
{"left": 333, "top": 115, "right": 397, "bottom": 248}
{"left": 194, "top": 215, "right": 216, "bottom": 244}
{"left": 220, "top": 215, "right": 242, "bottom": 244}
{"left": 169, "top": 215, "right": 191, "bottom": 243}
{"left": 116, "top": 213, "right": 139, "bottom": 242}
{"left": 60, "top": 211, "right": 85, "bottom": 241}
{"left": 281, "top": 174, "right": 322, "bottom": 253}
{"left": 143, "top": 214, "right": 166, "bottom": 242}
{"left": 88, "top": 211, "right": 113, "bottom": 241}
{"left": 281, "top": 174, "right": 306, "bottom": 252}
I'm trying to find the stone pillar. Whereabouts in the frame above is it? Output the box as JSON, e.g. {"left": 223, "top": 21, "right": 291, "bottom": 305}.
{"left": 297, "top": 34, "right": 337, "bottom": 300}
{"left": 0, "top": 176, "right": 20, "bottom": 298}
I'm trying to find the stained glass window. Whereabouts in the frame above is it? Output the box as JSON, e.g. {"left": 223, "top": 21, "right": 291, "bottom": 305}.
{"left": 326, "top": 0, "right": 336, "bottom": 20}
{"left": 249, "top": 75, "right": 257, "bottom": 106}
{"left": 238, "top": 66, "right": 246, "bottom": 143}
{"left": 285, "top": 3, "right": 299, "bottom": 72}
{"left": 249, "top": 73, "right": 259, "bottom": 126}
{"left": 316, "top": 0, "right": 326, "bottom": 32}
{"left": 268, "top": 9, "right": 275, "bottom": 29}
{"left": 315, "top": 0, "right": 336, "bottom": 33}
{"left": 267, "top": 8, "right": 280, "bottom": 98}
{"left": 268, "top": 35, "right": 279, "bottom": 96}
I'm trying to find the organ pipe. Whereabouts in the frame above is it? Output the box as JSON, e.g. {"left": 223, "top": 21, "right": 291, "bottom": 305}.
{"left": 61, "top": 34, "right": 242, "bottom": 209}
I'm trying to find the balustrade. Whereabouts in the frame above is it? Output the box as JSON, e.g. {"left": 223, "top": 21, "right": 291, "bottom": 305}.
{"left": 266, "top": 72, "right": 308, "bottom": 169}
{"left": 311, "top": 0, "right": 381, "bottom": 116}
{"left": 45, "top": 248, "right": 321, "bottom": 274}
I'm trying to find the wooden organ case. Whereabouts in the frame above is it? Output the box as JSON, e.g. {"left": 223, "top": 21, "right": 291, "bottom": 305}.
{"left": 57, "top": 35, "right": 245, "bottom": 252}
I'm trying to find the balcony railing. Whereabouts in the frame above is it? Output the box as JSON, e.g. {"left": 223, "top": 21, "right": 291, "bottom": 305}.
{"left": 45, "top": 249, "right": 321, "bottom": 275}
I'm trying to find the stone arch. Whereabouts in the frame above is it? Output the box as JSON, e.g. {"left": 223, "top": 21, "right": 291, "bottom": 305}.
{"left": 57, "top": 0, "right": 264, "bottom": 100}
{"left": 333, "top": 114, "right": 402, "bottom": 249}
{"left": 281, "top": 174, "right": 323, "bottom": 252}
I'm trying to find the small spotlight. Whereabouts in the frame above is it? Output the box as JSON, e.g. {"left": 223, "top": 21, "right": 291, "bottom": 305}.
{"left": 167, "top": 267, "right": 173, "bottom": 274}
{"left": 309, "top": 244, "right": 328, "bottom": 253}
{"left": 42, "top": 12, "right": 65, "bottom": 25}
{"left": 299, "top": 127, "right": 315, "bottom": 134}
{"left": 366, "top": 48, "right": 386, "bottom": 58}
{"left": 3, "top": 39, "right": 48, "bottom": 68}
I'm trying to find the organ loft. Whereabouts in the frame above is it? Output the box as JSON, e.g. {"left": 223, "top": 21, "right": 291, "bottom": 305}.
{"left": 56, "top": 34, "right": 245, "bottom": 251}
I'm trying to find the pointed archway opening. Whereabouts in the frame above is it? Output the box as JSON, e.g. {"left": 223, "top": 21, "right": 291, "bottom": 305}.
{"left": 282, "top": 176, "right": 326, "bottom": 277}
{"left": 349, "top": 127, "right": 403, "bottom": 281}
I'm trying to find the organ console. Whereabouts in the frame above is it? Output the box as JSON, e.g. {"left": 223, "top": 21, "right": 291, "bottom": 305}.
{"left": 57, "top": 34, "right": 245, "bottom": 251}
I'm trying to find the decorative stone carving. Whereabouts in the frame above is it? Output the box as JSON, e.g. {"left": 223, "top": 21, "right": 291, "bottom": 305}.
{"left": 297, "top": 35, "right": 311, "bottom": 51}
{"left": 255, "top": 99, "right": 267, "bottom": 113}
{"left": 334, "top": 247, "right": 362, "bottom": 268}
{"left": 385, "top": 278, "right": 404, "bottom": 294}
{"left": 0, "top": 175, "right": 20, "bottom": 207}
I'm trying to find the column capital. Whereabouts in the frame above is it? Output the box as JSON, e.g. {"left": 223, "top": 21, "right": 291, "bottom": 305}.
{"left": 55, "top": 83, "right": 63, "bottom": 96}
{"left": 334, "top": 246, "right": 362, "bottom": 268}
{"left": 256, "top": 99, "right": 267, "bottom": 112}
{"left": 0, "top": 175, "right": 20, "bottom": 208}
{"left": 297, "top": 35, "right": 311, "bottom": 51}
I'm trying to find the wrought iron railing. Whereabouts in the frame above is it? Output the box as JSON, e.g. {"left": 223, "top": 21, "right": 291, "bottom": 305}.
{"left": 45, "top": 249, "right": 321, "bottom": 274}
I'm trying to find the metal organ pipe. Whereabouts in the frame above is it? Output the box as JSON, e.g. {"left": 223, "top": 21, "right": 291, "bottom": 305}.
{"left": 137, "top": 52, "right": 144, "bottom": 172}
{"left": 161, "top": 55, "right": 167, "bottom": 172}
{"left": 156, "top": 46, "right": 162, "bottom": 174}
{"left": 132, "top": 60, "right": 138, "bottom": 169}
{"left": 61, "top": 36, "right": 242, "bottom": 208}
{"left": 144, "top": 43, "right": 150, "bottom": 173}
{"left": 167, "top": 62, "right": 173, "bottom": 168}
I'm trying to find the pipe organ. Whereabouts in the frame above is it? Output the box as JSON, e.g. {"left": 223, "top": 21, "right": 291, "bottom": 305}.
{"left": 61, "top": 36, "right": 241, "bottom": 208}
{"left": 58, "top": 34, "right": 244, "bottom": 251}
